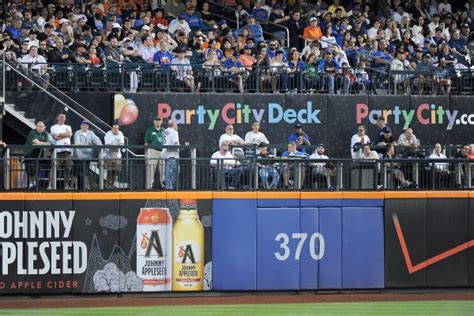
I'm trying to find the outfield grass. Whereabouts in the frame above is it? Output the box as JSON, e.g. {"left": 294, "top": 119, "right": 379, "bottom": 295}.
{"left": 1, "top": 301, "right": 474, "bottom": 316}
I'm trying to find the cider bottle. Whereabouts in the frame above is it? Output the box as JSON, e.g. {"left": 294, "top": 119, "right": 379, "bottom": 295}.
{"left": 136, "top": 208, "right": 172, "bottom": 292}
{"left": 172, "top": 199, "right": 204, "bottom": 291}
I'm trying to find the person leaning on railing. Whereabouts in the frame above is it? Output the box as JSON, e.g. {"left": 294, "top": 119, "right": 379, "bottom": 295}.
{"left": 24, "top": 120, "right": 51, "bottom": 190}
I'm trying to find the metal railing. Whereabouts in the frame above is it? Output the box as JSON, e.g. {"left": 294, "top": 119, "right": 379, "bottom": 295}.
{"left": 7, "top": 61, "right": 474, "bottom": 95}
{"left": 2, "top": 145, "right": 472, "bottom": 192}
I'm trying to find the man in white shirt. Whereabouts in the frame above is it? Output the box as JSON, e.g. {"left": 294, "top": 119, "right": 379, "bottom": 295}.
{"left": 74, "top": 120, "right": 102, "bottom": 189}
{"left": 210, "top": 141, "right": 241, "bottom": 189}
{"left": 429, "top": 143, "right": 449, "bottom": 172}
{"left": 309, "top": 144, "right": 336, "bottom": 189}
{"left": 245, "top": 121, "right": 269, "bottom": 145}
{"left": 350, "top": 125, "right": 370, "bottom": 158}
{"left": 50, "top": 113, "right": 73, "bottom": 190}
{"left": 162, "top": 119, "right": 180, "bottom": 189}
{"left": 104, "top": 122, "right": 125, "bottom": 189}
{"left": 20, "top": 46, "right": 50, "bottom": 82}
{"left": 219, "top": 124, "right": 245, "bottom": 147}
{"left": 139, "top": 35, "right": 157, "bottom": 63}
{"left": 397, "top": 128, "right": 419, "bottom": 148}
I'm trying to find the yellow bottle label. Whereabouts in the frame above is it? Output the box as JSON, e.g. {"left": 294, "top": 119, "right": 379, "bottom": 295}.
{"left": 172, "top": 209, "right": 204, "bottom": 291}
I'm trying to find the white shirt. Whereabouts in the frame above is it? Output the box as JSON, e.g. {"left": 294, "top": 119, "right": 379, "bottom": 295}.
{"left": 104, "top": 131, "right": 125, "bottom": 159}
{"left": 162, "top": 127, "right": 180, "bottom": 159}
{"left": 429, "top": 152, "right": 449, "bottom": 171}
{"left": 219, "top": 133, "right": 244, "bottom": 147}
{"left": 51, "top": 123, "right": 72, "bottom": 153}
{"left": 309, "top": 152, "right": 329, "bottom": 173}
{"left": 171, "top": 57, "right": 193, "bottom": 80}
{"left": 210, "top": 150, "right": 236, "bottom": 168}
{"left": 21, "top": 53, "right": 47, "bottom": 72}
{"left": 139, "top": 44, "right": 157, "bottom": 63}
{"left": 350, "top": 134, "right": 370, "bottom": 158}
{"left": 244, "top": 131, "right": 269, "bottom": 145}
{"left": 168, "top": 18, "right": 191, "bottom": 35}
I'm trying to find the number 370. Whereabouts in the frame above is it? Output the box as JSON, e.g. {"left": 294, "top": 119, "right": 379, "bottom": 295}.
{"left": 274, "top": 233, "right": 325, "bottom": 261}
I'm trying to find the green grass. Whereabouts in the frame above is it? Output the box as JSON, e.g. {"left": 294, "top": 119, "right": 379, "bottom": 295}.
{"left": 1, "top": 301, "right": 474, "bottom": 316}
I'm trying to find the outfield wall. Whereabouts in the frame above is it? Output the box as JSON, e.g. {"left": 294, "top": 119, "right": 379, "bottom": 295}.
{"left": 0, "top": 191, "right": 472, "bottom": 294}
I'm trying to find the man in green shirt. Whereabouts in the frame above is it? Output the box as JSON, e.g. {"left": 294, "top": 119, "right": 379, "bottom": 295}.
{"left": 25, "top": 120, "right": 51, "bottom": 189}
{"left": 144, "top": 116, "right": 165, "bottom": 189}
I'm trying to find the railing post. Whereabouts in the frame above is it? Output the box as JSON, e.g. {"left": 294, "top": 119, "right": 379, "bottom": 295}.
{"left": 51, "top": 150, "right": 57, "bottom": 190}
{"left": 382, "top": 161, "right": 387, "bottom": 189}
{"left": 337, "top": 161, "right": 343, "bottom": 190}
{"left": 254, "top": 158, "right": 259, "bottom": 191}
{"left": 191, "top": 147, "right": 196, "bottom": 190}
{"left": 4, "top": 147, "right": 10, "bottom": 190}
{"left": 99, "top": 148, "right": 104, "bottom": 190}
{"left": 466, "top": 162, "right": 471, "bottom": 189}
{"left": 414, "top": 162, "right": 419, "bottom": 188}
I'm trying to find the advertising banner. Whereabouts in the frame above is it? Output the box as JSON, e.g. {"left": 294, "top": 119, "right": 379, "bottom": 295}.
{"left": 385, "top": 195, "right": 471, "bottom": 288}
{"left": 0, "top": 193, "right": 213, "bottom": 294}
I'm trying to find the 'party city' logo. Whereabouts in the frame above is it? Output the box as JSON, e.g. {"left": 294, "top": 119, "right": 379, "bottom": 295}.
{"left": 356, "top": 103, "right": 474, "bottom": 130}
{"left": 157, "top": 102, "right": 322, "bottom": 129}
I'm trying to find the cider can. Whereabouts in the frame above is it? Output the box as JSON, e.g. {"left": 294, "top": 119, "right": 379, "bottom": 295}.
{"left": 172, "top": 199, "right": 204, "bottom": 291}
{"left": 136, "top": 207, "right": 172, "bottom": 291}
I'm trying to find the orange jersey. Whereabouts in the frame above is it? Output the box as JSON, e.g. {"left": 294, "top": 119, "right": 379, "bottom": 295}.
{"left": 303, "top": 26, "right": 322, "bottom": 41}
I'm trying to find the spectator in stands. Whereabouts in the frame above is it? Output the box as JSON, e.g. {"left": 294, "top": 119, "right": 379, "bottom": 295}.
{"left": 281, "top": 141, "right": 306, "bottom": 189}
{"left": 139, "top": 35, "right": 157, "bottom": 63}
{"left": 73, "top": 120, "right": 102, "bottom": 190}
{"left": 449, "top": 29, "right": 470, "bottom": 66}
{"left": 153, "top": 41, "right": 173, "bottom": 66}
{"left": 303, "top": 53, "right": 320, "bottom": 92}
{"left": 144, "top": 116, "right": 164, "bottom": 189}
{"left": 377, "top": 127, "right": 396, "bottom": 148}
{"left": 309, "top": 144, "right": 336, "bottom": 189}
{"left": 223, "top": 52, "right": 248, "bottom": 93}
{"left": 303, "top": 16, "right": 323, "bottom": 44}
{"left": 357, "top": 143, "right": 379, "bottom": 160}
{"left": 171, "top": 45, "right": 200, "bottom": 92}
{"left": 287, "top": 10, "right": 304, "bottom": 51}
{"left": 219, "top": 124, "right": 245, "bottom": 147}
{"left": 383, "top": 144, "right": 413, "bottom": 188}
{"left": 210, "top": 141, "right": 241, "bottom": 189}
{"left": 244, "top": 16, "right": 264, "bottom": 44}
{"left": 165, "top": 0, "right": 186, "bottom": 19}
{"left": 47, "top": 38, "right": 74, "bottom": 63}
{"left": 288, "top": 123, "right": 311, "bottom": 153}
{"left": 251, "top": 0, "right": 270, "bottom": 21}
{"left": 256, "top": 143, "right": 279, "bottom": 189}
{"left": 415, "top": 53, "right": 437, "bottom": 94}
{"left": 350, "top": 125, "right": 371, "bottom": 159}
{"left": 24, "top": 120, "right": 51, "bottom": 190}
{"left": 455, "top": 144, "right": 470, "bottom": 159}
{"left": 398, "top": 128, "right": 419, "bottom": 148}
{"left": 245, "top": 121, "right": 269, "bottom": 145}
{"left": 20, "top": 45, "right": 49, "bottom": 82}
{"left": 240, "top": 45, "right": 256, "bottom": 71}
{"left": 162, "top": 119, "right": 180, "bottom": 190}
{"left": 120, "top": 38, "right": 142, "bottom": 63}
{"left": 429, "top": 143, "right": 449, "bottom": 174}
{"left": 317, "top": 49, "right": 338, "bottom": 94}
{"left": 320, "top": 26, "right": 338, "bottom": 49}
{"left": 105, "top": 37, "right": 124, "bottom": 63}
{"left": 50, "top": 113, "right": 73, "bottom": 190}
{"left": 104, "top": 122, "right": 125, "bottom": 189}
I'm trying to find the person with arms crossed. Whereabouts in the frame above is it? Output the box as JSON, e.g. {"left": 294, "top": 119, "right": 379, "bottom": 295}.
{"left": 104, "top": 122, "right": 125, "bottom": 189}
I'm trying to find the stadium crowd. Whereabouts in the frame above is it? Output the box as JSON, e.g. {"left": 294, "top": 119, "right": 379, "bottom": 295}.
{"left": 0, "top": 0, "right": 473, "bottom": 94}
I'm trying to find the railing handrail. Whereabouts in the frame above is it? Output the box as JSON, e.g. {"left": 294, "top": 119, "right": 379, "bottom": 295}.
{"left": 2, "top": 58, "right": 142, "bottom": 158}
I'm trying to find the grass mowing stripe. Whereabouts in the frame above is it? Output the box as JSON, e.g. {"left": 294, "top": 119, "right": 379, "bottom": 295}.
{"left": 1, "top": 301, "right": 474, "bottom": 316}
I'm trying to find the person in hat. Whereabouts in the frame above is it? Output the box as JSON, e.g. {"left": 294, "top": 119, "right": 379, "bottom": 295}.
{"left": 303, "top": 16, "right": 322, "bottom": 43}
{"left": 240, "top": 44, "right": 255, "bottom": 71}
{"left": 316, "top": 49, "right": 338, "bottom": 94}
{"left": 73, "top": 120, "right": 102, "bottom": 190}
{"left": 415, "top": 52, "right": 437, "bottom": 94}
{"left": 144, "top": 115, "right": 165, "bottom": 189}
{"left": 104, "top": 121, "right": 125, "bottom": 189}
{"left": 168, "top": 13, "right": 191, "bottom": 35}
{"left": 281, "top": 141, "right": 306, "bottom": 189}
{"left": 24, "top": 120, "right": 51, "bottom": 190}
{"left": 223, "top": 52, "right": 248, "bottom": 93}
{"left": 374, "top": 116, "right": 393, "bottom": 145}
{"left": 171, "top": 45, "right": 200, "bottom": 92}
{"left": 309, "top": 143, "right": 336, "bottom": 189}
{"left": 288, "top": 123, "right": 310, "bottom": 153}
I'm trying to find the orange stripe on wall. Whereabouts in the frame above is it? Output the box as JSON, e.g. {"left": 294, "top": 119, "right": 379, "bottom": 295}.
{"left": 342, "top": 192, "right": 385, "bottom": 199}
{"left": 213, "top": 192, "right": 258, "bottom": 199}
{"left": 257, "top": 192, "right": 300, "bottom": 199}
{"left": 427, "top": 191, "right": 469, "bottom": 198}
{"left": 168, "top": 191, "right": 213, "bottom": 200}
{"left": 300, "top": 192, "right": 342, "bottom": 199}
{"left": 384, "top": 191, "right": 427, "bottom": 199}
{"left": 24, "top": 193, "right": 74, "bottom": 200}
{"left": 0, "top": 193, "right": 25, "bottom": 200}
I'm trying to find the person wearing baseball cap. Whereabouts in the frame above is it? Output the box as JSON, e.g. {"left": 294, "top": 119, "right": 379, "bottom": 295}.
{"left": 288, "top": 123, "right": 311, "bottom": 153}
{"left": 144, "top": 115, "right": 165, "bottom": 189}
{"left": 309, "top": 143, "right": 336, "bottom": 189}
{"left": 73, "top": 119, "right": 102, "bottom": 189}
